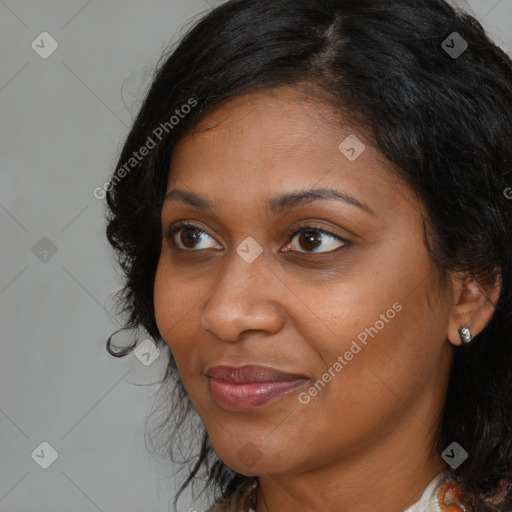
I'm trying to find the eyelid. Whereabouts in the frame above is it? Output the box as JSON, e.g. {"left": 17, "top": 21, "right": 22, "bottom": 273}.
{"left": 284, "top": 222, "right": 348, "bottom": 243}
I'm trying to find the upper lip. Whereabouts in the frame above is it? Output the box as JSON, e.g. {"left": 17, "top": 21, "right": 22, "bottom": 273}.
{"left": 205, "top": 365, "right": 308, "bottom": 383}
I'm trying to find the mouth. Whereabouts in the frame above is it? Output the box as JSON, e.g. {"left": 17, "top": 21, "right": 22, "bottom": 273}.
{"left": 205, "top": 364, "right": 309, "bottom": 411}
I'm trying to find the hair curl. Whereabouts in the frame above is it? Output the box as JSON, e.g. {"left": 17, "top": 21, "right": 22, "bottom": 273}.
{"left": 105, "top": 0, "right": 512, "bottom": 510}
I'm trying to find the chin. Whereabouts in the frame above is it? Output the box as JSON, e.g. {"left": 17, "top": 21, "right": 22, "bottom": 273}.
{"left": 210, "top": 436, "right": 297, "bottom": 477}
{"left": 220, "top": 454, "right": 288, "bottom": 477}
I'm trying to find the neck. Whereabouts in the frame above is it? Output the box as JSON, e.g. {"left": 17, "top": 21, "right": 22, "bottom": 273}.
{"left": 255, "top": 417, "right": 446, "bottom": 512}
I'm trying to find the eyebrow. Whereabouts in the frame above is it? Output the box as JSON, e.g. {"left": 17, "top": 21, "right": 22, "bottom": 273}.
{"left": 163, "top": 188, "right": 375, "bottom": 216}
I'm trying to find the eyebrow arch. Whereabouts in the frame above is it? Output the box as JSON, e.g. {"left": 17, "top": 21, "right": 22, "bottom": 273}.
{"left": 164, "top": 188, "right": 375, "bottom": 216}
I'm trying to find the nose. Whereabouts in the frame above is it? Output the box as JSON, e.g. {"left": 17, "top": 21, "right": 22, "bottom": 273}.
{"left": 200, "top": 248, "right": 285, "bottom": 343}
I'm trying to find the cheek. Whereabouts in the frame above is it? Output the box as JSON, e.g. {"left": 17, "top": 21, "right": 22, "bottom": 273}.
{"left": 153, "top": 258, "right": 204, "bottom": 378}
{"left": 293, "top": 298, "right": 440, "bottom": 454}
{"left": 305, "top": 256, "right": 444, "bottom": 406}
{"left": 153, "top": 260, "right": 171, "bottom": 338}
{"left": 153, "top": 258, "right": 188, "bottom": 355}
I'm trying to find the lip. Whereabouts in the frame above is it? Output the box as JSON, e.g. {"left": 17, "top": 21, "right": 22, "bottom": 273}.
{"left": 205, "top": 365, "right": 309, "bottom": 411}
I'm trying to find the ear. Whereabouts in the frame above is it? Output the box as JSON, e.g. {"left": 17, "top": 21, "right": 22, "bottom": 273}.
{"left": 446, "top": 271, "right": 501, "bottom": 347}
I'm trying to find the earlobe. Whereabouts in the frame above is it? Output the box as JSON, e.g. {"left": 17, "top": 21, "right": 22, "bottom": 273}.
{"left": 446, "top": 272, "right": 501, "bottom": 347}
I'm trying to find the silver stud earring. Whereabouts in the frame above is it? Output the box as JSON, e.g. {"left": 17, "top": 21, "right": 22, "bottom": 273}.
{"left": 458, "top": 326, "right": 473, "bottom": 344}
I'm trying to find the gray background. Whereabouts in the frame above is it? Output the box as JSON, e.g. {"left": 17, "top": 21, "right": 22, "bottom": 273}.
{"left": 1, "top": 1, "right": 511, "bottom": 511}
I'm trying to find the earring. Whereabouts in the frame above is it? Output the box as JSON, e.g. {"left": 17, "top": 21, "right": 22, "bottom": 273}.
{"left": 458, "top": 326, "right": 473, "bottom": 344}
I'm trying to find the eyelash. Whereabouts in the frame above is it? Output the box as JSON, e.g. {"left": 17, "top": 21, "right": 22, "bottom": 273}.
{"left": 164, "top": 221, "right": 351, "bottom": 254}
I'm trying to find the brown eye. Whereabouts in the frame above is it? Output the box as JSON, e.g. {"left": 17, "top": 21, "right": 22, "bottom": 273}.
{"left": 178, "top": 226, "right": 203, "bottom": 249}
{"left": 164, "top": 222, "right": 350, "bottom": 255}
{"left": 165, "top": 222, "right": 220, "bottom": 251}
{"left": 283, "top": 226, "right": 349, "bottom": 254}
{"left": 297, "top": 230, "right": 323, "bottom": 251}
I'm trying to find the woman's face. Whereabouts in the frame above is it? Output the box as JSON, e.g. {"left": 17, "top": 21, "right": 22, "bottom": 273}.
{"left": 154, "top": 86, "right": 455, "bottom": 477}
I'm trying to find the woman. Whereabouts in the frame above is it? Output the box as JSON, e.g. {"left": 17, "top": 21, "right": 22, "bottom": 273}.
{"left": 105, "top": 0, "right": 512, "bottom": 510}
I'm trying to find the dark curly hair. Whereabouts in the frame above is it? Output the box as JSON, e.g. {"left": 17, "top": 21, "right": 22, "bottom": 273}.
{"left": 104, "top": 0, "right": 512, "bottom": 510}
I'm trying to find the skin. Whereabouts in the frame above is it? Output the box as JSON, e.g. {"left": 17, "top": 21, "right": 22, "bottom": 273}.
{"left": 153, "top": 85, "right": 500, "bottom": 512}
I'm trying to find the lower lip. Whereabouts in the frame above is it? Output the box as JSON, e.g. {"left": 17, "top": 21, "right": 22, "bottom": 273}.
{"left": 208, "top": 378, "right": 307, "bottom": 410}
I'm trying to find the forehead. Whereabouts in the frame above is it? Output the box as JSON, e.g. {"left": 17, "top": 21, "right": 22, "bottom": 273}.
{"left": 176, "top": 86, "right": 351, "bottom": 162}
{"left": 167, "top": 86, "right": 415, "bottom": 217}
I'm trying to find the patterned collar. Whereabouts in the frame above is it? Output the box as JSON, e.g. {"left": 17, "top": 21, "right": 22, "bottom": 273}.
{"left": 243, "top": 470, "right": 472, "bottom": 512}
{"left": 404, "top": 470, "right": 471, "bottom": 512}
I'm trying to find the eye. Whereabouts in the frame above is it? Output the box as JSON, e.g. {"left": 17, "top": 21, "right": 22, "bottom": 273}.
{"left": 283, "top": 223, "right": 349, "bottom": 254}
{"left": 165, "top": 222, "right": 221, "bottom": 251}
{"left": 164, "top": 221, "right": 350, "bottom": 254}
